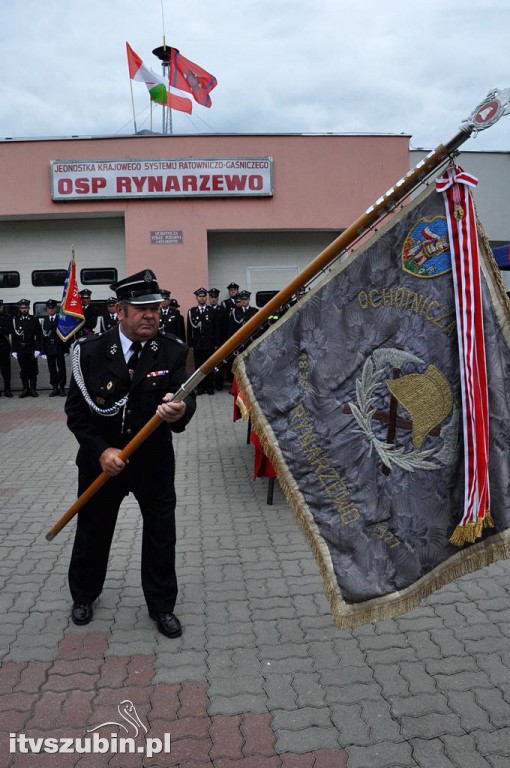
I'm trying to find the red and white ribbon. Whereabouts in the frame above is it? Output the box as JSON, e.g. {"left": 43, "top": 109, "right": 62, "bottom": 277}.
{"left": 436, "top": 166, "right": 492, "bottom": 546}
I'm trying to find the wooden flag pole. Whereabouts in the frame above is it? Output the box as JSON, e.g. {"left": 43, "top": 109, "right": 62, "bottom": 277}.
{"left": 45, "top": 90, "right": 509, "bottom": 541}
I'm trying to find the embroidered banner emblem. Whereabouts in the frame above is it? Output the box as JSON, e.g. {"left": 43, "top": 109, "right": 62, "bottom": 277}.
{"left": 344, "top": 348, "right": 458, "bottom": 474}
{"left": 402, "top": 215, "right": 451, "bottom": 278}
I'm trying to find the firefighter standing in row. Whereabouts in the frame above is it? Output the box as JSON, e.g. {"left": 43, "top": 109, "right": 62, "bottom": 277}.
{"left": 40, "top": 299, "right": 69, "bottom": 396}
{"left": 11, "top": 298, "right": 42, "bottom": 398}
{"left": 0, "top": 299, "right": 13, "bottom": 397}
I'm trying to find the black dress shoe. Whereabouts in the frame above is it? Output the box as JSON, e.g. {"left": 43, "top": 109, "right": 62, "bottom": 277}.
{"left": 71, "top": 602, "right": 93, "bottom": 625}
{"left": 19, "top": 389, "right": 29, "bottom": 398}
{"left": 59, "top": 386, "right": 66, "bottom": 396}
{"left": 29, "top": 389, "right": 38, "bottom": 397}
{"left": 149, "top": 611, "right": 182, "bottom": 638}
{"left": 49, "top": 388, "right": 59, "bottom": 397}
{"left": 4, "top": 390, "right": 13, "bottom": 398}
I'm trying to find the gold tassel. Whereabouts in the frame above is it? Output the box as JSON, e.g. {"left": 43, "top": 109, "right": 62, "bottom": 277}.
{"left": 449, "top": 513, "right": 494, "bottom": 547}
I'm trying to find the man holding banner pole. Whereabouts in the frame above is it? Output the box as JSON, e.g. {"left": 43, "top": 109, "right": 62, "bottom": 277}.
{"left": 64, "top": 269, "right": 196, "bottom": 638}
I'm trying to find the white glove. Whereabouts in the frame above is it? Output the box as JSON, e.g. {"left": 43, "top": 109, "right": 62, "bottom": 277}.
{"left": 34, "top": 351, "right": 41, "bottom": 358}
{"left": 41, "top": 354, "right": 47, "bottom": 360}
{"left": 12, "top": 352, "right": 18, "bottom": 359}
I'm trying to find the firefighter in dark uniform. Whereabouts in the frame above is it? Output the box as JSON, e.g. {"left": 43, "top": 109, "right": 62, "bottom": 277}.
{"left": 228, "top": 290, "right": 259, "bottom": 363}
{"left": 228, "top": 290, "right": 258, "bottom": 335}
{"left": 65, "top": 269, "right": 196, "bottom": 638}
{"left": 159, "top": 290, "right": 185, "bottom": 341}
{"left": 79, "top": 289, "right": 97, "bottom": 336}
{"left": 0, "top": 300, "right": 13, "bottom": 397}
{"left": 98, "top": 297, "right": 118, "bottom": 334}
{"left": 186, "top": 288, "right": 217, "bottom": 395}
{"left": 221, "top": 282, "right": 240, "bottom": 315}
{"left": 169, "top": 299, "right": 185, "bottom": 342}
{"left": 222, "top": 283, "right": 240, "bottom": 383}
{"left": 11, "top": 299, "right": 42, "bottom": 398}
{"left": 40, "top": 299, "right": 69, "bottom": 396}
{"left": 207, "top": 288, "right": 228, "bottom": 390}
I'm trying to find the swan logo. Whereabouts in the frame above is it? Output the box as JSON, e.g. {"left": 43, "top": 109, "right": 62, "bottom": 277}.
{"left": 87, "top": 699, "right": 148, "bottom": 738}
{"left": 9, "top": 699, "right": 171, "bottom": 756}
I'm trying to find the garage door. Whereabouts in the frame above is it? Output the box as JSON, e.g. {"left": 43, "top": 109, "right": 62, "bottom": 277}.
{"left": 207, "top": 230, "right": 341, "bottom": 307}
{"left": 0, "top": 216, "right": 125, "bottom": 310}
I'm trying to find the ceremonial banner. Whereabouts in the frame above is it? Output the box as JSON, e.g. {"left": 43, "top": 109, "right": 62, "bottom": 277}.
{"left": 234, "top": 180, "right": 510, "bottom": 627}
{"left": 57, "top": 255, "right": 85, "bottom": 342}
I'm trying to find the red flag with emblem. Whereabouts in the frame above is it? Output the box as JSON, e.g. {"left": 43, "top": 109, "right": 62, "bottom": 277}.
{"left": 169, "top": 49, "right": 217, "bottom": 107}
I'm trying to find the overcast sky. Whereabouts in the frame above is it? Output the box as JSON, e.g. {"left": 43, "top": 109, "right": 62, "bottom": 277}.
{"left": 0, "top": 0, "right": 509, "bottom": 151}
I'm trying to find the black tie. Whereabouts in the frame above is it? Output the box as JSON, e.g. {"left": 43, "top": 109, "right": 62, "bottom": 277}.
{"left": 127, "top": 341, "right": 142, "bottom": 379}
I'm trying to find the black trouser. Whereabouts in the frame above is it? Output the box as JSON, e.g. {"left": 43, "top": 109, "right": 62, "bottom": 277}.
{"left": 69, "top": 468, "right": 178, "bottom": 613}
{"left": 193, "top": 348, "right": 215, "bottom": 391}
{"left": 214, "top": 363, "right": 225, "bottom": 390}
{"left": 0, "top": 346, "right": 11, "bottom": 390}
{"left": 47, "top": 353, "right": 66, "bottom": 388}
{"left": 18, "top": 351, "right": 38, "bottom": 386}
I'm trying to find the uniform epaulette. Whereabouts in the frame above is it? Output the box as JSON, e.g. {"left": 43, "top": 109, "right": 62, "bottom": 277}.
{"left": 77, "top": 333, "right": 98, "bottom": 345}
{"left": 160, "top": 331, "right": 186, "bottom": 346}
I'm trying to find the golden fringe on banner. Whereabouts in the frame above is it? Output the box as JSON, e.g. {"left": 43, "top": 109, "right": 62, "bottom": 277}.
{"left": 233, "top": 214, "right": 510, "bottom": 630}
{"left": 449, "top": 514, "right": 495, "bottom": 547}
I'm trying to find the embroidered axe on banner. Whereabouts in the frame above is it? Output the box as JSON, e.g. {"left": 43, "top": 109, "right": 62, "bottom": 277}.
{"left": 45, "top": 88, "right": 510, "bottom": 541}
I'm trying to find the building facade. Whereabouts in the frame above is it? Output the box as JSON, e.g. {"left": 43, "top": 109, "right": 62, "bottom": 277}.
{"left": 0, "top": 133, "right": 410, "bottom": 316}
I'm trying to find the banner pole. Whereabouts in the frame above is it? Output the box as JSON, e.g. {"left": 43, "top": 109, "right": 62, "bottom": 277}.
{"left": 45, "top": 89, "right": 510, "bottom": 541}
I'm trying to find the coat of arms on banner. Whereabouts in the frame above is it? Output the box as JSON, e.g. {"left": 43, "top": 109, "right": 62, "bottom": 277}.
{"left": 234, "top": 182, "right": 510, "bottom": 628}
{"left": 345, "top": 348, "right": 459, "bottom": 474}
{"left": 402, "top": 215, "right": 451, "bottom": 278}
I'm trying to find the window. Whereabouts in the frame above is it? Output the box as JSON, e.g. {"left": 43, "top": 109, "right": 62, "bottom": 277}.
{"left": 3, "top": 303, "right": 20, "bottom": 317}
{"left": 0, "top": 271, "right": 20, "bottom": 288}
{"left": 81, "top": 268, "right": 118, "bottom": 285}
{"left": 34, "top": 302, "right": 62, "bottom": 317}
{"left": 255, "top": 290, "right": 279, "bottom": 308}
{"left": 32, "top": 270, "right": 67, "bottom": 287}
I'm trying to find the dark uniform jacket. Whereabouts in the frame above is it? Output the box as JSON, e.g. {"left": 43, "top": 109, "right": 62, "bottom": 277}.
{"left": 208, "top": 304, "right": 228, "bottom": 346}
{"left": 221, "top": 297, "right": 238, "bottom": 316}
{"left": 11, "top": 314, "right": 42, "bottom": 354}
{"left": 0, "top": 313, "right": 12, "bottom": 351}
{"left": 78, "top": 305, "right": 97, "bottom": 337}
{"left": 160, "top": 308, "right": 185, "bottom": 341}
{"left": 65, "top": 326, "right": 196, "bottom": 483}
{"left": 186, "top": 306, "right": 217, "bottom": 350}
{"left": 98, "top": 312, "right": 118, "bottom": 334}
{"left": 228, "top": 305, "right": 258, "bottom": 336}
{"left": 40, "top": 316, "right": 69, "bottom": 355}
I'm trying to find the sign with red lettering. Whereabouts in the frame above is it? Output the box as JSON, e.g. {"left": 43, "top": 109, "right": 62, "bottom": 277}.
{"left": 50, "top": 157, "right": 273, "bottom": 201}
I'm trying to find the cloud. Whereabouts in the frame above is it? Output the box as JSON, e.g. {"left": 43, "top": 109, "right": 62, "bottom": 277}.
{"left": 0, "top": 0, "right": 508, "bottom": 150}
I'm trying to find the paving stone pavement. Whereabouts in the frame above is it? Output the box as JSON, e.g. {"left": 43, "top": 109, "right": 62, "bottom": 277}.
{"left": 1, "top": 389, "right": 510, "bottom": 767}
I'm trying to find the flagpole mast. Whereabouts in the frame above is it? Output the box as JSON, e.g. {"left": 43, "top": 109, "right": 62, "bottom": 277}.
{"left": 45, "top": 88, "right": 510, "bottom": 541}
{"left": 158, "top": 0, "right": 171, "bottom": 134}
{"left": 129, "top": 79, "right": 138, "bottom": 134}
{"left": 153, "top": 42, "right": 173, "bottom": 135}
